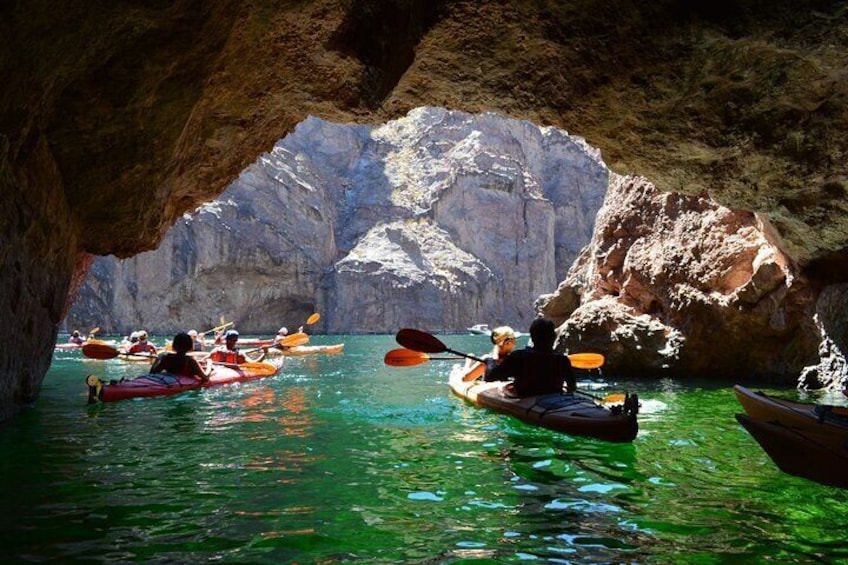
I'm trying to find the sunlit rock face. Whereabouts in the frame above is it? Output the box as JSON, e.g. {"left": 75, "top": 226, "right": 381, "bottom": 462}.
{"left": 798, "top": 284, "right": 848, "bottom": 390}
{"left": 68, "top": 108, "right": 609, "bottom": 333}
{"left": 538, "top": 175, "right": 824, "bottom": 381}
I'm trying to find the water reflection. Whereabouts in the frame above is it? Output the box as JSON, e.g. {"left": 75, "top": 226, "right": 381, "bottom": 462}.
{"left": 5, "top": 337, "right": 848, "bottom": 564}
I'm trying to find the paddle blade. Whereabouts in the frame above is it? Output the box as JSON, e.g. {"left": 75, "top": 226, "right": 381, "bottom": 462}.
{"left": 239, "top": 361, "right": 279, "bottom": 376}
{"left": 88, "top": 326, "right": 100, "bottom": 336}
{"left": 568, "top": 353, "right": 605, "bottom": 370}
{"left": 82, "top": 343, "right": 120, "bottom": 360}
{"left": 395, "top": 329, "right": 447, "bottom": 354}
{"left": 602, "top": 394, "right": 626, "bottom": 404}
{"left": 280, "top": 332, "right": 309, "bottom": 347}
{"left": 384, "top": 348, "right": 429, "bottom": 367}
{"left": 306, "top": 313, "right": 321, "bottom": 325}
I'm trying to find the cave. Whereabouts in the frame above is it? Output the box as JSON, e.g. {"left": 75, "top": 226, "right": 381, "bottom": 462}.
{"left": 2, "top": 1, "right": 847, "bottom": 421}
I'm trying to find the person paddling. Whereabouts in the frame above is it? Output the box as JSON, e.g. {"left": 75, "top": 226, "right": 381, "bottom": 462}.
{"left": 484, "top": 318, "right": 575, "bottom": 397}
{"left": 463, "top": 325, "right": 517, "bottom": 380}
{"left": 68, "top": 330, "right": 85, "bottom": 345}
{"left": 187, "top": 329, "right": 205, "bottom": 351}
{"left": 151, "top": 332, "right": 210, "bottom": 382}
{"left": 128, "top": 330, "right": 157, "bottom": 356}
{"left": 207, "top": 330, "right": 265, "bottom": 365}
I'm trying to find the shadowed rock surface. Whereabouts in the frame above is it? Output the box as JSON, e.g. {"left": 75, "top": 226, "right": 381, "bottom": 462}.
{"left": 2, "top": 1, "right": 847, "bottom": 420}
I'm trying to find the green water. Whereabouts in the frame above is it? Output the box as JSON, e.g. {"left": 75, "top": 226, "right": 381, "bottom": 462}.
{"left": 2, "top": 334, "right": 847, "bottom": 564}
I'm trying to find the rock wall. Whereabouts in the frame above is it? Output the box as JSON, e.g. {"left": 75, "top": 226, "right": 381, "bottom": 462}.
{"left": 537, "top": 175, "right": 824, "bottom": 380}
{"left": 3, "top": 0, "right": 847, "bottom": 420}
{"left": 68, "top": 108, "right": 610, "bottom": 334}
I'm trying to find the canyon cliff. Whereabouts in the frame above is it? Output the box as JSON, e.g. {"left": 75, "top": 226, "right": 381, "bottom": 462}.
{"left": 2, "top": 1, "right": 846, "bottom": 420}
{"left": 68, "top": 108, "right": 609, "bottom": 334}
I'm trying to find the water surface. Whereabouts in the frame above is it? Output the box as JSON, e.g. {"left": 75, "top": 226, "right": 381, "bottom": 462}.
{"left": 2, "top": 334, "right": 847, "bottom": 563}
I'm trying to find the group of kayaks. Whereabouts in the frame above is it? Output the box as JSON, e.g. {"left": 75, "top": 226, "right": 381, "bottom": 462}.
{"left": 734, "top": 385, "right": 848, "bottom": 489}
{"left": 77, "top": 318, "right": 345, "bottom": 404}
{"left": 82, "top": 343, "right": 345, "bottom": 404}
{"left": 71, "top": 324, "right": 848, "bottom": 487}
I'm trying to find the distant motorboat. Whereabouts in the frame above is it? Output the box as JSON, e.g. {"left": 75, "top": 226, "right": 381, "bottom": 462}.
{"left": 467, "top": 324, "right": 492, "bottom": 335}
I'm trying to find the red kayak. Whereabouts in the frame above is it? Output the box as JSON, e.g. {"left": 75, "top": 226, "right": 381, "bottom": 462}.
{"left": 86, "top": 361, "right": 282, "bottom": 403}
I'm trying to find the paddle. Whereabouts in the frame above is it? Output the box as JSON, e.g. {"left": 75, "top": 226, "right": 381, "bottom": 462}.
{"left": 214, "top": 332, "right": 312, "bottom": 360}
{"left": 270, "top": 313, "right": 320, "bottom": 349}
{"left": 282, "top": 312, "right": 320, "bottom": 336}
{"left": 278, "top": 332, "right": 310, "bottom": 347}
{"left": 384, "top": 348, "right": 462, "bottom": 366}
{"left": 82, "top": 342, "right": 157, "bottom": 361}
{"left": 396, "top": 328, "right": 486, "bottom": 362}
{"left": 200, "top": 321, "right": 234, "bottom": 336}
{"left": 82, "top": 342, "right": 120, "bottom": 360}
{"left": 394, "top": 329, "right": 624, "bottom": 403}
{"left": 88, "top": 326, "right": 101, "bottom": 337}
{"left": 384, "top": 347, "right": 607, "bottom": 371}
{"left": 395, "top": 328, "right": 607, "bottom": 369}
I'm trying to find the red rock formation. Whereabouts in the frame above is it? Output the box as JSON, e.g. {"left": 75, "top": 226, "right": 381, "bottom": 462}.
{"left": 538, "top": 176, "right": 820, "bottom": 379}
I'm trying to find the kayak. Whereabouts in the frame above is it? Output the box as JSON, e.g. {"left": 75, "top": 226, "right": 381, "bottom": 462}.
{"left": 267, "top": 343, "right": 345, "bottom": 357}
{"left": 235, "top": 338, "right": 277, "bottom": 348}
{"left": 733, "top": 385, "right": 848, "bottom": 452}
{"left": 56, "top": 339, "right": 116, "bottom": 351}
{"left": 86, "top": 360, "right": 282, "bottom": 403}
{"left": 80, "top": 342, "right": 159, "bottom": 363}
{"left": 86, "top": 373, "right": 202, "bottom": 402}
{"left": 448, "top": 364, "right": 639, "bottom": 442}
{"left": 117, "top": 353, "right": 157, "bottom": 363}
{"left": 735, "top": 413, "right": 848, "bottom": 489}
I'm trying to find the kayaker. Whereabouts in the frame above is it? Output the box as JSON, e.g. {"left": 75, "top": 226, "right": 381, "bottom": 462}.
{"left": 487, "top": 326, "right": 517, "bottom": 368}
{"left": 187, "top": 329, "right": 205, "bottom": 351}
{"left": 68, "top": 330, "right": 85, "bottom": 345}
{"left": 464, "top": 325, "right": 517, "bottom": 378}
{"left": 208, "top": 329, "right": 266, "bottom": 365}
{"left": 128, "top": 330, "right": 158, "bottom": 356}
{"left": 118, "top": 331, "right": 138, "bottom": 352}
{"left": 484, "top": 318, "right": 575, "bottom": 397}
{"left": 151, "top": 332, "right": 210, "bottom": 382}
{"left": 272, "top": 327, "right": 291, "bottom": 351}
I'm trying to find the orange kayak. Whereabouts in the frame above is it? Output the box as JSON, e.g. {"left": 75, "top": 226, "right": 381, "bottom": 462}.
{"left": 267, "top": 343, "right": 345, "bottom": 357}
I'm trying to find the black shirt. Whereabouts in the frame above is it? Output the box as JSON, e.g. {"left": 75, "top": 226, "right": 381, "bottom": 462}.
{"left": 484, "top": 347, "right": 575, "bottom": 397}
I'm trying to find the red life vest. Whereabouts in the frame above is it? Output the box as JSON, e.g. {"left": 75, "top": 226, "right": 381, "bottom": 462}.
{"left": 211, "top": 348, "right": 242, "bottom": 364}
